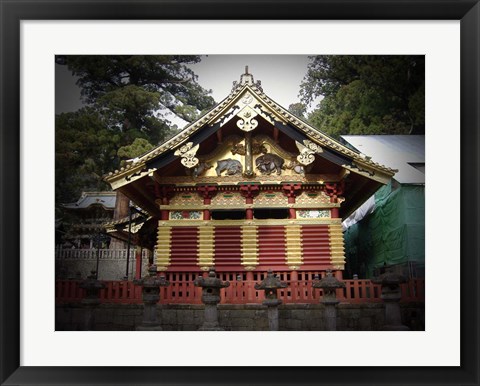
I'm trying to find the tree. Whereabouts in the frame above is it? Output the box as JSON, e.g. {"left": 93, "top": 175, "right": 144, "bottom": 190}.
{"left": 55, "top": 108, "right": 114, "bottom": 205}
{"left": 117, "top": 138, "right": 155, "bottom": 166}
{"left": 55, "top": 55, "right": 215, "bottom": 205}
{"left": 288, "top": 102, "right": 307, "bottom": 119}
{"left": 300, "top": 56, "right": 425, "bottom": 138}
{"left": 57, "top": 55, "right": 215, "bottom": 143}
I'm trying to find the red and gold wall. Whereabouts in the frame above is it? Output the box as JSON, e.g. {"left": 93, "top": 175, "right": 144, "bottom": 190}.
{"left": 155, "top": 221, "right": 344, "bottom": 272}
{"left": 154, "top": 183, "right": 346, "bottom": 273}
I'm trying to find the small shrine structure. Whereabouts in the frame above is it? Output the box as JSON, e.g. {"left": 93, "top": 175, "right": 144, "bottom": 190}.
{"left": 58, "top": 191, "right": 116, "bottom": 249}
{"left": 104, "top": 68, "right": 395, "bottom": 299}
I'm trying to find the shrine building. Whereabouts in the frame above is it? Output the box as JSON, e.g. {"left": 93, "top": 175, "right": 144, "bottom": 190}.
{"left": 104, "top": 69, "right": 395, "bottom": 289}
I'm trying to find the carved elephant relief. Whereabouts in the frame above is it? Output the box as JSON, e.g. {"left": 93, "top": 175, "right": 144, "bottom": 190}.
{"left": 192, "top": 162, "right": 212, "bottom": 177}
{"left": 255, "top": 153, "right": 285, "bottom": 175}
{"left": 284, "top": 160, "right": 312, "bottom": 176}
{"left": 216, "top": 159, "right": 243, "bottom": 176}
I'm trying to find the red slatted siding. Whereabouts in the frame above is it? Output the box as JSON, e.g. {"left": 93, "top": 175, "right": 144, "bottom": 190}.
{"left": 257, "top": 225, "right": 287, "bottom": 268}
{"left": 169, "top": 227, "right": 199, "bottom": 267}
{"left": 301, "top": 225, "right": 331, "bottom": 268}
{"left": 214, "top": 227, "right": 242, "bottom": 267}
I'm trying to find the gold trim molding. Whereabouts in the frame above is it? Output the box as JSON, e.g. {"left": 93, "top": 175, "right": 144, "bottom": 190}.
{"left": 158, "top": 218, "right": 341, "bottom": 227}
{"left": 155, "top": 226, "right": 172, "bottom": 270}
{"left": 159, "top": 203, "right": 340, "bottom": 211}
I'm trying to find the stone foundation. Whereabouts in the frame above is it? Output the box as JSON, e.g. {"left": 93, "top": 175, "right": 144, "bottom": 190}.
{"left": 55, "top": 302, "right": 425, "bottom": 331}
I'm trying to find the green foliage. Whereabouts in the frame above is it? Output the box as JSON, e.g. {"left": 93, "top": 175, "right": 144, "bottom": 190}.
{"left": 56, "top": 55, "right": 215, "bottom": 206}
{"left": 55, "top": 108, "right": 114, "bottom": 204}
{"left": 174, "top": 104, "right": 200, "bottom": 122}
{"left": 117, "top": 138, "right": 155, "bottom": 165}
{"left": 288, "top": 102, "right": 307, "bottom": 119}
{"left": 66, "top": 55, "right": 215, "bottom": 124}
{"left": 300, "top": 56, "right": 425, "bottom": 138}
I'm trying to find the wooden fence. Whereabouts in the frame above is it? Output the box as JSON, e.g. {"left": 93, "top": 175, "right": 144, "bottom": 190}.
{"left": 55, "top": 274, "right": 425, "bottom": 305}
{"left": 55, "top": 248, "right": 148, "bottom": 260}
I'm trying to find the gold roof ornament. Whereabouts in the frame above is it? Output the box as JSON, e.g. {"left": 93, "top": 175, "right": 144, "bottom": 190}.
{"left": 236, "top": 105, "right": 259, "bottom": 132}
{"left": 231, "top": 65, "right": 263, "bottom": 92}
{"left": 295, "top": 140, "right": 323, "bottom": 166}
{"left": 239, "top": 65, "right": 255, "bottom": 86}
{"left": 174, "top": 142, "right": 200, "bottom": 169}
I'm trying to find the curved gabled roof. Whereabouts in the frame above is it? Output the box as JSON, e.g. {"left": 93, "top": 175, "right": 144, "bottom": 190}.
{"left": 62, "top": 191, "right": 116, "bottom": 210}
{"left": 104, "top": 79, "right": 395, "bottom": 189}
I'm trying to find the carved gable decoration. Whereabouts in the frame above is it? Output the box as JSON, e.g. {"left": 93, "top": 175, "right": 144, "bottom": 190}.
{"left": 105, "top": 69, "right": 395, "bottom": 220}
{"left": 174, "top": 142, "right": 200, "bottom": 169}
{"left": 173, "top": 135, "right": 309, "bottom": 181}
{"left": 236, "top": 105, "right": 259, "bottom": 132}
{"left": 296, "top": 140, "right": 323, "bottom": 166}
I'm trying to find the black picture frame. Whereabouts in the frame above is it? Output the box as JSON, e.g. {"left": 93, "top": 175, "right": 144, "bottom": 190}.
{"left": 1, "top": 1, "right": 478, "bottom": 385}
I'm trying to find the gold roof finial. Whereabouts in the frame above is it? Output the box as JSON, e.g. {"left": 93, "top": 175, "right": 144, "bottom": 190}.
{"left": 239, "top": 65, "right": 254, "bottom": 86}
{"left": 232, "top": 66, "right": 262, "bottom": 92}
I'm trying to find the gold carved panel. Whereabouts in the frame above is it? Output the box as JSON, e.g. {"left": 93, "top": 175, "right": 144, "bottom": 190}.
{"left": 210, "top": 191, "right": 244, "bottom": 206}
{"left": 296, "top": 190, "right": 331, "bottom": 205}
{"left": 169, "top": 193, "right": 203, "bottom": 206}
{"left": 190, "top": 134, "right": 311, "bottom": 180}
{"left": 255, "top": 191, "right": 287, "bottom": 206}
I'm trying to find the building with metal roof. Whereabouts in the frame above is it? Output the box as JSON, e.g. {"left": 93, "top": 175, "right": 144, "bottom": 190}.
{"left": 341, "top": 135, "right": 425, "bottom": 279}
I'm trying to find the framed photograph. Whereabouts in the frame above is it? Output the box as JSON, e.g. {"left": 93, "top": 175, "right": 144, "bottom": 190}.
{"left": 1, "top": 1, "right": 479, "bottom": 385}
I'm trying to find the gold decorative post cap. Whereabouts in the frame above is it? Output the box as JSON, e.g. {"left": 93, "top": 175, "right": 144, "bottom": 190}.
{"left": 232, "top": 66, "right": 263, "bottom": 91}
{"left": 239, "top": 65, "right": 255, "bottom": 86}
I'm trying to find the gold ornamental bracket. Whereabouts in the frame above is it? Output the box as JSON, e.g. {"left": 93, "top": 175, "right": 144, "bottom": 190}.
{"left": 296, "top": 140, "right": 323, "bottom": 166}
{"left": 174, "top": 142, "right": 200, "bottom": 168}
{"left": 236, "top": 105, "right": 259, "bottom": 132}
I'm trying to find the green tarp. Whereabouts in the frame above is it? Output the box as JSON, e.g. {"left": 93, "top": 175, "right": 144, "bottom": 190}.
{"left": 343, "top": 183, "right": 425, "bottom": 278}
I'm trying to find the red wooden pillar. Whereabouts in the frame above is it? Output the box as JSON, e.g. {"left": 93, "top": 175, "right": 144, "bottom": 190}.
{"left": 240, "top": 185, "right": 259, "bottom": 220}
{"left": 289, "top": 208, "right": 297, "bottom": 219}
{"left": 246, "top": 270, "right": 254, "bottom": 301}
{"left": 290, "top": 270, "right": 299, "bottom": 301}
{"left": 324, "top": 181, "right": 344, "bottom": 218}
{"left": 282, "top": 183, "right": 302, "bottom": 219}
{"left": 156, "top": 185, "right": 175, "bottom": 220}
{"left": 324, "top": 183, "right": 346, "bottom": 285}
{"left": 197, "top": 185, "right": 217, "bottom": 220}
{"left": 331, "top": 207, "right": 339, "bottom": 218}
{"left": 204, "top": 209, "right": 211, "bottom": 220}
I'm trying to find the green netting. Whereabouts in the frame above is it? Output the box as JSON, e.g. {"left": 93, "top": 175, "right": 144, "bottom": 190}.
{"left": 344, "top": 183, "right": 424, "bottom": 278}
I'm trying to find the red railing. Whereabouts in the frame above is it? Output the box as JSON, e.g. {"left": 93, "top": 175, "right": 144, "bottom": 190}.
{"left": 55, "top": 274, "right": 425, "bottom": 305}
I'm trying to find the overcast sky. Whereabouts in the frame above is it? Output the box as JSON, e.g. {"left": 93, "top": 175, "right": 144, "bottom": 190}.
{"left": 192, "top": 55, "right": 311, "bottom": 106}
{"left": 55, "top": 55, "right": 313, "bottom": 121}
